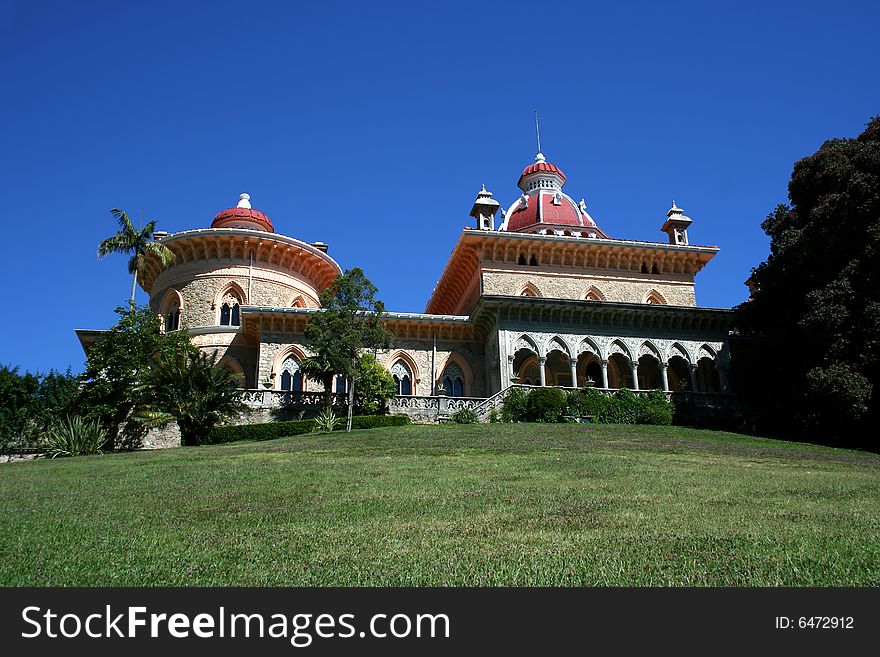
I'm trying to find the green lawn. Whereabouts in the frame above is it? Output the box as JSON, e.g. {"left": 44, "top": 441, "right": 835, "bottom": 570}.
{"left": 1, "top": 423, "right": 879, "bottom": 586}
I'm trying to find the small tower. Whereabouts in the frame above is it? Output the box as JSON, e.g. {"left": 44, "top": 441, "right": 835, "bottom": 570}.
{"left": 470, "top": 184, "right": 501, "bottom": 231}
{"left": 661, "top": 201, "right": 692, "bottom": 245}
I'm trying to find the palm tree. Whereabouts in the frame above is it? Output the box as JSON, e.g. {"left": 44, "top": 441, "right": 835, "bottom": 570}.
{"left": 97, "top": 208, "right": 174, "bottom": 305}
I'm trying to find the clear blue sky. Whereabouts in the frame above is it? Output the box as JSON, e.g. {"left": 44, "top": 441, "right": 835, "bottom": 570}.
{"left": 1, "top": 0, "right": 878, "bottom": 375}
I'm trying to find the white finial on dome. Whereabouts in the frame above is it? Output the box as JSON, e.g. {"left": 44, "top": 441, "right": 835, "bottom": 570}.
{"left": 535, "top": 152, "right": 546, "bottom": 163}
{"left": 481, "top": 183, "right": 487, "bottom": 192}
{"left": 237, "top": 193, "right": 251, "bottom": 209}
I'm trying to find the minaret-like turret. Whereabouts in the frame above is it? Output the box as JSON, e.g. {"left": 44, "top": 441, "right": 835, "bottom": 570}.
{"left": 661, "top": 201, "right": 692, "bottom": 245}
{"left": 470, "top": 184, "right": 501, "bottom": 231}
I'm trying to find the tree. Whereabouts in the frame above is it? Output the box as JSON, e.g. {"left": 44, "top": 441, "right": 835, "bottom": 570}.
{"left": 304, "top": 268, "right": 393, "bottom": 431}
{"left": 353, "top": 354, "right": 397, "bottom": 415}
{"left": 733, "top": 116, "right": 880, "bottom": 445}
{"left": 78, "top": 305, "right": 191, "bottom": 449}
{"left": 0, "top": 365, "right": 40, "bottom": 451}
{"left": 97, "top": 208, "right": 174, "bottom": 305}
{"left": 139, "top": 348, "right": 246, "bottom": 446}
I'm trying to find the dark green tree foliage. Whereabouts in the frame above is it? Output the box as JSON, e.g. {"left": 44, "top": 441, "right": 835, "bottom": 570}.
{"left": 525, "top": 387, "right": 568, "bottom": 422}
{"left": 140, "top": 348, "right": 246, "bottom": 446}
{"left": 79, "top": 305, "right": 191, "bottom": 447}
{"left": 0, "top": 366, "right": 40, "bottom": 450}
{"left": 734, "top": 117, "right": 880, "bottom": 444}
{"left": 353, "top": 354, "right": 397, "bottom": 415}
{"left": 303, "top": 268, "right": 393, "bottom": 431}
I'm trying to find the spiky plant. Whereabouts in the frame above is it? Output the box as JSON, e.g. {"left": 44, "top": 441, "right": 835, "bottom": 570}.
{"left": 313, "top": 408, "right": 341, "bottom": 433}
{"left": 43, "top": 416, "right": 106, "bottom": 458}
{"left": 97, "top": 208, "right": 174, "bottom": 305}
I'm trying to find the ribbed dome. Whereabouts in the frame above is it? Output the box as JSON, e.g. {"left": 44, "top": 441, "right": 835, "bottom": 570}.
{"left": 210, "top": 193, "right": 274, "bottom": 232}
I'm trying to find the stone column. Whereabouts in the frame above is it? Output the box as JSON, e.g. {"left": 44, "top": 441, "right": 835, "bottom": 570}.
{"left": 538, "top": 356, "right": 547, "bottom": 386}
{"left": 600, "top": 361, "right": 609, "bottom": 389}
{"left": 569, "top": 357, "right": 578, "bottom": 388}
{"left": 630, "top": 360, "right": 640, "bottom": 391}
{"left": 660, "top": 363, "right": 669, "bottom": 392}
{"left": 718, "top": 364, "right": 729, "bottom": 393}
{"left": 689, "top": 363, "right": 699, "bottom": 392}
{"left": 507, "top": 354, "right": 515, "bottom": 387}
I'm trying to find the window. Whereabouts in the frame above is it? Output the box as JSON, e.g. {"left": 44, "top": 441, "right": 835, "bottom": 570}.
{"left": 441, "top": 362, "right": 465, "bottom": 397}
{"left": 279, "top": 357, "right": 303, "bottom": 391}
{"left": 335, "top": 376, "right": 348, "bottom": 393}
{"left": 390, "top": 360, "right": 412, "bottom": 395}
{"left": 164, "top": 309, "right": 180, "bottom": 332}
{"left": 219, "top": 290, "right": 242, "bottom": 326}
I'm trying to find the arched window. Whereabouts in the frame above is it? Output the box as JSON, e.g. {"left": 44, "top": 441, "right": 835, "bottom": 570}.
{"left": 219, "top": 289, "right": 242, "bottom": 326}
{"left": 529, "top": 255, "right": 538, "bottom": 266}
{"left": 519, "top": 283, "right": 541, "bottom": 298}
{"left": 291, "top": 296, "right": 305, "bottom": 308}
{"left": 645, "top": 290, "right": 667, "bottom": 305}
{"left": 518, "top": 253, "right": 527, "bottom": 265}
{"left": 279, "top": 357, "right": 303, "bottom": 392}
{"left": 391, "top": 360, "right": 412, "bottom": 395}
{"left": 160, "top": 290, "right": 182, "bottom": 332}
{"left": 441, "top": 362, "right": 465, "bottom": 397}
{"left": 585, "top": 286, "right": 605, "bottom": 301}
{"left": 335, "top": 376, "right": 348, "bottom": 394}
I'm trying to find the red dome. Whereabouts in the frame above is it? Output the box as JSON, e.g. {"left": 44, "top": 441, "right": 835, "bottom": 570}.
{"left": 505, "top": 191, "right": 589, "bottom": 232}
{"left": 211, "top": 207, "right": 274, "bottom": 232}
{"left": 518, "top": 160, "right": 566, "bottom": 187}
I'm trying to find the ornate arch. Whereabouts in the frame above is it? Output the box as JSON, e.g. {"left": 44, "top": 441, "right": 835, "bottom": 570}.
{"left": 644, "top": 289, "right": 667, "bottom": 305}
{"left": 666, "top": 342, "right": 692, "bottom": 364}
{"left": 637, "top": 340, "right": 662, "bottom": 361}
{"left": 271, "top": 345, "right": 308, "bottom": 390}
{"left": 436, "top": 352, "right": 473, "bottom": 397}
{"left": 214, "top": 280, "right": 247, "bottom": 308}
{"left": 290, "top": 295, "right": 306, "bottom": 308}
{"left": 584, "top": 285, "right": 606, "bottom": 301}
{"left": 576, "top": 336, "right": 602, "bottom": 359}
{"left": 698, "top": 344, "right": 717, "bottom": 361}
{"left": 544, "top": 336, "right": 571, "bottom": 358}
{"left": 519, "top": 282, "right": 542, "bottom": 297}
{"left": 512, "top": 334, "right": 539, "bottom": 355}
{"left": 384, "top": 350, "right": 421, "bottom": 395}
{"left": 607, "top": 339, "right": 633, "bottom": 361}
{"left": 214, "top": 281, "right": 247, "bottom": 326}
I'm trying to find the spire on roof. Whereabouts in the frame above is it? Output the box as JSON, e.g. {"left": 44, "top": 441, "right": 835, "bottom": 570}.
{"left": 237, "top": 193, "right": 251, "bottom": 209}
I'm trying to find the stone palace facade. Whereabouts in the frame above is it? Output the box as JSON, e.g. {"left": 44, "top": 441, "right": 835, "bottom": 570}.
{"left": 79, "top": 150, "right": 734, "bottom": 424}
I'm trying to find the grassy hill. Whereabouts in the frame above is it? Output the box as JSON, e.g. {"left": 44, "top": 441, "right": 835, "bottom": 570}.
{"left": 1, "top": 423, "right": 878, "bottom": 586}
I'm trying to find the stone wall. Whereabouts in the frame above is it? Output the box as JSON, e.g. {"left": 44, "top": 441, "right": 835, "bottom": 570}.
{"left": 482, "top": 267, "right": 697, "bottom": 306}
{"left": 376, "top": 337, "right": 487, "bottom": 397}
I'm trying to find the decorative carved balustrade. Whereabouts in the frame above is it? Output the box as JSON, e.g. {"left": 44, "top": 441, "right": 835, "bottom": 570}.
{"left": 240, "top": 390, "right": 348, "bottom": 409}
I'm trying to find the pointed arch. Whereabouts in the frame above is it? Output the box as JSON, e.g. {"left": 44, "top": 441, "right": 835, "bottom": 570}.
{"left": 513, "top": 334, "right": 539, "bottom": 355}
{"left": 667, "top": 342, "right": 692, "bottom": 365}
{"left": 215, "top": 281, "right": 247, "bottom": 326}
{"left": 577, "top": 336, "right": 601, "bottom": 359}
{"left": 519, "top": 282, "right": 542, "bottom": 297}
{"left": 607, "top": 339, "right": 633, "bottom": 361}
{"left": 584, "top": 285, "right": 606, "bottom": 301}
{"left": 698, "top": 344, "right": 717, "bottom": 361}
{"left": 217, "top": 355, "right": 245, "bottom": 389}
{"left": 290, "top": 295, "right": 306, "bottom": 308}
{"left": 645, "top": 289, "right": 667, "bottom": 305}
{"left": 159, "top": 288, "right": 183, "bottom": 332}
{"left": 385, "top": 350, "right": 420, "bottom": 396}
{"left": 271, "top": 345, "right": 308, "bottom": 391}
{"left": 637, "top": 340, "right": 662, "bottom": 360}
{"left": 544, "top": 336, "right": 571, "bottom": 358}
{"left": 436, "top": 352, "right": 473, "bottom": 397}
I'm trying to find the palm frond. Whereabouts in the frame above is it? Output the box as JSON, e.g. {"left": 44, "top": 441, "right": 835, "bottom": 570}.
{"left": 97, "top": 233, "right": 137, "bottom": 258}
{"left": 110, "top": 208, "right": 136, "bottom": 233}
{"left": 144, "top": 240, "right": 175, "bottom": 266}
{"left": 140, "top": 220, "right": 158, "bottom": 241}
{"left": 127, "top": 254, "right": 140, "bottom": 275}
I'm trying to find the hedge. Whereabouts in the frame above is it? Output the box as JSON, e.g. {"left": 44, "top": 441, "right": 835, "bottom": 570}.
{"left": 567, "top": 387, "right": 673, "bottom": 425}
{"left": 208, "top": 415, "right": 411, "bottom": 444}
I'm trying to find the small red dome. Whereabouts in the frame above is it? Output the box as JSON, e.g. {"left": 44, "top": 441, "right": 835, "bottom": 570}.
{"left": 211, "top": 207, "right": 274, "bottom": 232}
{"left": 518, "top": 160, "right": 566, "bottom": 187}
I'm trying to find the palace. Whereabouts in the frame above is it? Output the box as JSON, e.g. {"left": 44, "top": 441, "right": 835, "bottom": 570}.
{"left": 79, "top": 149, "right": 734, "bottom": 428}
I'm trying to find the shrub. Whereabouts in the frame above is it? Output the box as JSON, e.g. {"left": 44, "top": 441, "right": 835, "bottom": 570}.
{"left": 607, "top": 388, "right": 640, "bottom": 424}
{"left": 500, "top": 387, "right": 528, "bottom": 422}
{"left": 567, "top": 388, "right": 608, "bottom": 419}
{"left": 451, "top": 408, "right": 477, "bottom": 424}
{"left": 314, "top": 409, "right": 341, "bottom": 433}
{"left": 636, "top": 389, "right": 674, "bottom": 425}
{"left": 525, "top": 387, "right": 568, "bottom": 423}
{"left": 488, "top": 409, "right": 499, "bottom": 423}
{"left": 42, "top": 416, "right": 106, "bottom": 458}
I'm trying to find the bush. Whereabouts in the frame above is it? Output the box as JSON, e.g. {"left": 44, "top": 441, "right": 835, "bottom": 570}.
{"left": 525, "top": 387, "right": 568, "bottom": 423}
{"left": 488, "top": 409, "right": 499, "bottom": 423}
{"left": 451, "top": 408, "right": 477, "bottom": 424}
{"left": 566, "top": 387, "right": 673, "bottom": 425}
{"left": 42, "top": 416, "right": 106, "bottom": 458}
{"left": 500, "top": 387, "right": 528, "bottom": 422}
{"left": 636, "top": 389, "right": 674, "bottom": 425}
